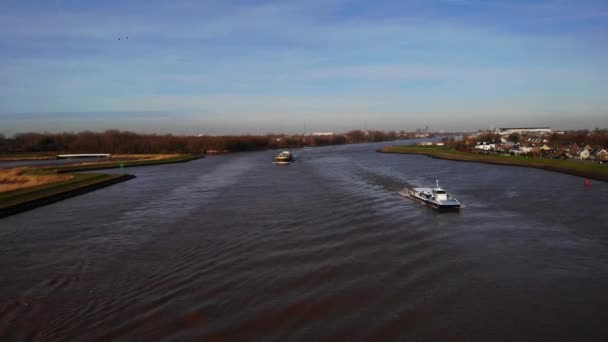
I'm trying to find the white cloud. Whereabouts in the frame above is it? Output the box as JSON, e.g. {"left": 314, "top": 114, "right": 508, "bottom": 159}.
{"left": 1, "top": 0, "right": 607, "bottom": 132}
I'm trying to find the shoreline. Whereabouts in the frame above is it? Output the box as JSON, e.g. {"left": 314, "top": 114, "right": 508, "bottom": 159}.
{"left": 379, "top": 146, "right": 608, "bottom": 182}
{"left": 0, "top": 153, "right": 57, "bottom": 162}
{"left": 0, "top": 174, "right": 135, "bottom": 218}
{"left": 47, "top": 154, "right": 204, "bottom": 173}
{"left": 0, "top": 138, "right": 420, "bottom": 163}
{"left": 1, "top": 154, "right": 204, "bottom": 218}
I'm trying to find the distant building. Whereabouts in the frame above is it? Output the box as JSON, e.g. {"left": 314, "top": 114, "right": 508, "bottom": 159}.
{"left": 474, "top": 142, "right": 496, "bottom": 151}
{"left": 312, "top": 132, "right": 334, "bottom": 136}
{"left": 540, "top": 144, "right": 553, "bottom": 151}
{"left": 575, "top": 149, "right": 591, "bottom": 160}
{"left": 416, "top": 126, "right": 429, "bottom": 132}
{"left": 569, "top": 143, "right": 580, "bottom": 156}
{"left": 520, "top": 146, "right": 534, "bottom": 153}
{"left": 496, "top": 127, "right": 552, "bottom": 136}
{"left": 497, "top": 142, "right": 515, "bottom": 152}
{"left": 595, "top": 149, "right": 608, "bottom": 163}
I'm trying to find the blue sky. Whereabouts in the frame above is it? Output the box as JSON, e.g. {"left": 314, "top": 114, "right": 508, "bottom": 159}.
{"left": 1, "top": 0, "right": 607, "bottom": 134}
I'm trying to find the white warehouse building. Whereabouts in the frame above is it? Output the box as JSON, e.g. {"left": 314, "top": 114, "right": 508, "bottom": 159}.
{"left": 496, "top": 127, "right": 552, "bottom": 136}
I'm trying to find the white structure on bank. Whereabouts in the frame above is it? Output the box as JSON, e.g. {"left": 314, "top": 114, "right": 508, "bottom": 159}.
{"left": 575, "top": 149, "right": 591, "bottom": 160}
{"left": 474, "top": 142, "right": 496, "bottom": 151}
{"left": 520, "top": 146, "right": 534, "bottom": 154}
{"left": 496, "top": 127, "right": 552, "bottom": 136}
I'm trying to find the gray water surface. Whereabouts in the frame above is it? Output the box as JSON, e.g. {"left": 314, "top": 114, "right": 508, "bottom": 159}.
{"left": 1, "top": 141, "right": 608, "bottom": 341}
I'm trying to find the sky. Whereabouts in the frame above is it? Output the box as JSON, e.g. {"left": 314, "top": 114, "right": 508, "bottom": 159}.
{"left": 1, "top": 0, "right": 607, "bottom": 135}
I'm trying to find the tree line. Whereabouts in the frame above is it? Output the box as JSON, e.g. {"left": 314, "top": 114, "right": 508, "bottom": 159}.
{"left": 548, "top": 129, "right": 608, "bottom": 148}
{"left": 440, "top": 129, "right": 608, "bottom": 151}
{"left": 0, "top": 130, "right": 414, "bottom": 154}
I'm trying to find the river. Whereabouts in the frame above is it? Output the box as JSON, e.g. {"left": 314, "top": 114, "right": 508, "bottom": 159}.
{"left": 1, "top": 141, "right": 608, "bottom": 341}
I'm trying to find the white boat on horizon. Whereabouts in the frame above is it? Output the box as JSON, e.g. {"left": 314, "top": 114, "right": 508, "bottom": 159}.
{"left": 273, "top": 150, "right": 295, "bottom": 164}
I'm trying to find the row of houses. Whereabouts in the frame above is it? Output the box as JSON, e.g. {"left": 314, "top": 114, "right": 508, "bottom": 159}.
{"left": 474, "top": 141, "right": 608, "bottom": 162}
{"left": 568, "top": 143, "right": 608, "bottom": 161}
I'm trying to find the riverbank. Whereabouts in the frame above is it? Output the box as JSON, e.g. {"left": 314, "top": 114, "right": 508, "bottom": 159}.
{"left": 0, "top": 154, "right": 204, "bottom": 218}
{"left": 0, "top": 173, "right": 135, "bottom": 218}
{"left": 379, "top": 146, "right": 608, "bottom": 182}
{"left": 46, "top": 154, "right": 203, "bottom": 173}
{"left": 0, "top": 152, "right": 57, "bottom": 161}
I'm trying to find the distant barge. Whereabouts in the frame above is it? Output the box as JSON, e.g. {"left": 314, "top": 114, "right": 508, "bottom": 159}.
{"left": 273, "top": 151, "right": 294, "bottom": 164}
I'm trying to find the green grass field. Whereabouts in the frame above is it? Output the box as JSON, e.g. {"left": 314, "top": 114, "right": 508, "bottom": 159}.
{"left": 380, "top": 146, "right": 608, "bottom": 181}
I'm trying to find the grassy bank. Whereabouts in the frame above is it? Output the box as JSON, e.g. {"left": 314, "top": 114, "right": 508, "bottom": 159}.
{"left": 0, "top": 173, "right": 135, "bottom": 218}
{"left": 0, "top": 154, "right": 203, "bottom": 218}
{"left": 0, "top": 152, "right": 56, "bottom": 161}
{"left": 1, "top": 173, "right": 119, "bottom": 207}
{"left": 0, "top": 168, "right": 73, "bottom": 193}
{"left": 379, "top": 146, "right": 608, "bottom": 182}
{"left": 46, "top": 154, "right": 204, "bottom": 173}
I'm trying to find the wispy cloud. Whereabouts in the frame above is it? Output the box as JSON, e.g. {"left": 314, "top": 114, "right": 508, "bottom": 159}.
{"left": 1, "top": 0, "right": 607, "bottom": 133}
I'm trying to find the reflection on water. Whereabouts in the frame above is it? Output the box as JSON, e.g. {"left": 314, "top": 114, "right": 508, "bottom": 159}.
{"left": 1, "top": 141, "right": 608, "bottom": 341}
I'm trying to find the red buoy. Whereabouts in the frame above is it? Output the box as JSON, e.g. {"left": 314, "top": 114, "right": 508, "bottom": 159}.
{"left": 585, "top": 179, "right": 590, "bottom": 187}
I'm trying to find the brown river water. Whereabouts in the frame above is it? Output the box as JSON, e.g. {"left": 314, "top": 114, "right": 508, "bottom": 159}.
{"left": 1, "top": 141, "right": 608, "bottom": 341}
